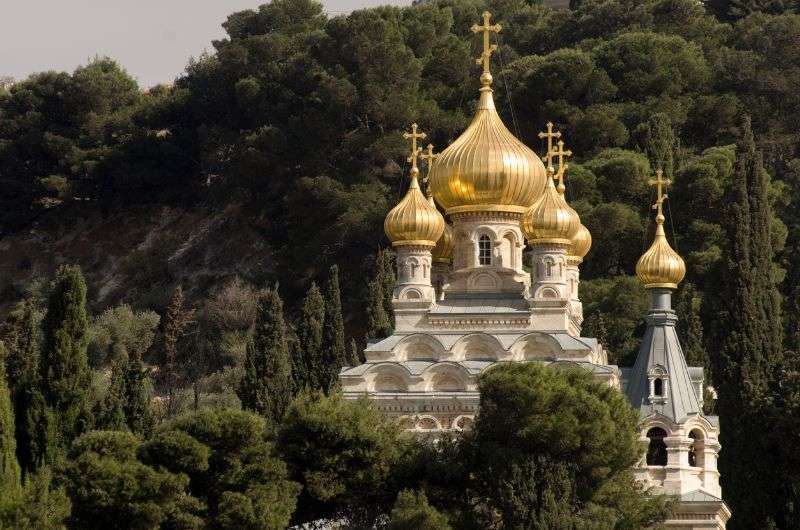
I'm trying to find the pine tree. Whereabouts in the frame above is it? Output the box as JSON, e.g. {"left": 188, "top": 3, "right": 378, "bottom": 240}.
{"left": 161, "top": 285, "right": 194, "bottom": 417}
{"left": 711, "top": 117, "right": 784, "bottom": 528}
{"left": 1, "top": 300, "right": 45, "bottom": 474}
{"left": 40, "top": 265, "right": 91, "bottom": 455}
{"left": 322, "top": 265, "right": 346, "bottom": 393}
{"left": 238, "top": 287, "right": 292, "bottom": 423}
{"left": 296, "top": 282, "right": 325, "bottom": 391}
{"left": 0, "top": 345, "right": 21, "bottom": 496}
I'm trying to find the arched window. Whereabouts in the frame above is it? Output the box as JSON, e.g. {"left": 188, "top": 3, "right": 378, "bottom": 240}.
{"left": 654, "top": 378, "right": 664, "bottom": 396}
{"left": 689, "top": 429, "right": 704, "bottom": 468}
{"left": 478, "top": 235, "right": 492, "bottom": 265}
{"left": 646, "top": 427, "right": 668, "bottom": 466}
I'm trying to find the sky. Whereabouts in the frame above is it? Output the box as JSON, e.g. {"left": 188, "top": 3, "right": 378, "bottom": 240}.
{"left": 0, "top": 0, "right": 410, "bottom": 88}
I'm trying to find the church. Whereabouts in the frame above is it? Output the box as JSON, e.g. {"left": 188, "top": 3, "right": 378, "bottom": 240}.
{"left": 339, "top": 12, "right": 730, "bottom": 529}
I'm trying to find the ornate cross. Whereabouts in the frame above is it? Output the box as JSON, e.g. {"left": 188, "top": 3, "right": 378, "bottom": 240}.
{"left": 649, "top": 169, "right": 671, "bottom": 219}
{"left": 553, "top": 140, "right": 572, "bottom": 193}
{"left": 471, "top": 11, "right": 502, "bottom": 82}
{"left": 538, "top": 122, "right": 561, "bottom": 174}
{"left": 403, "top": 123, "right": 427, "bottom": 172}
{"left": 420, "top": 143, "right": 438, "bottom": 193}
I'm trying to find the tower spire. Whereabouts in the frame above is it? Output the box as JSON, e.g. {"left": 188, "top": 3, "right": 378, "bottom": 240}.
{"left": 471, "top": 11, "right": 502, "bottom": 88}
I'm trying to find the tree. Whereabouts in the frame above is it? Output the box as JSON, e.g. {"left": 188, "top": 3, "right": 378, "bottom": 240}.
{"left": 88, "top": 305, "right": 160, "bottom": 369}
{"left": 0, "top": 467, "right": 71, "bottom": 530}
{"left": 122, "top": 354, "right": 153, "bottom": 437}
{"left": 0, "top": 300, "right": 46, "bottom": 474}
{"left": 675, "top": 283, "right": 708, "bottom": 369}
{"left": 40, "top": 265, "right": 91, "bottom": 458}
{"left": 238, "top": 287, "right": 292, "bottom": 423}
{"left": 348, "top": 338, "right": 361, "bottom": 367}
{"left": 709, "top": 116, "right": 785, "bottom": 528}
{"left": 277, "top": 391, "right": 410, "bottom": 527}
{"left": 295, "top": 282, "right": 325, "bottom": 391}
{"left": 321, "top": 266, "right": 346, "bottom": 393}
{"left": 140, "top": 409, "right": 299, "bottom": 529}
{"left": 0, "top": 347, "right": 21, "bottom": 496}
{"left": 61, "top": 430, "right": 201, "bottom": 530}
{"left": 386, "top": 490, "right": 451, "bottom": 530}
{"left": 642, "top": 112, "right": 677, "bottom": 179}
{"left": 366, "top": 249, "right": 395, "bottom": 340}
{"left": 465, "top": 363, "right": 671, "bottom": 529}
{"left": 160, "top": 286, "right": 194, "bottom": 417}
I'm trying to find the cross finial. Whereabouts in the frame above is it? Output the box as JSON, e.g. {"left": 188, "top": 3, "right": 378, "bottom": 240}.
{"left": 420, "top": 143, "right": 438, "bottom": 194}
{"left": 649, "top": 169, "right": 671, "bottom": 222}
{"left": 471, "top": 11, "right": 502, "bottom": 87}
{"left": 403, "top": 123, "right": 427, "bottom": 178}
{"left": 537, "top": 122, "right": 561, "bottom": 174}
{"left": 553, "top": 140, "right": 573, "bottom": 193}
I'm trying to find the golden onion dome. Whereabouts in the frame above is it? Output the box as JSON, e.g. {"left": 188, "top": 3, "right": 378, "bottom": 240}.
{"left": 429, "top": 89, "right": 547, "bottom": 215}
{"left": 431, "top": 195, "right": 454, "bottom": 263}
{"left": 522, "top": 175, "right": 580, "bottom": 246}
{"left": 636, "top": 216, "right": 685, "bottom": 289}
{"left": 569, "top": 223, "right": 592, "bottom": 262}
{"left": 384, "top": 169, "right": 445, "bottom": 247}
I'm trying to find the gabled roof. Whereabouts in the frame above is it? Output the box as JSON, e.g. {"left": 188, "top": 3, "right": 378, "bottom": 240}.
{"left": 626, "top": 309, "right": 702, "bottom": 422}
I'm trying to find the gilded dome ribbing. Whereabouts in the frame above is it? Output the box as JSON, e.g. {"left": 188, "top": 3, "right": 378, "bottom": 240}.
{"left": 636, "top": 219, "right": 685, "bottom": 289}
{"left": 522, "top": 175, "right": 580, "bottom": 246}
{"left": 429, "top": 196, "right": 454, "bottom": 262}
{"left": 384, "top": 170, "right": 445, "bottom": 248}
{"left": 570, "top": 223, "right": 592, "bottom": 262}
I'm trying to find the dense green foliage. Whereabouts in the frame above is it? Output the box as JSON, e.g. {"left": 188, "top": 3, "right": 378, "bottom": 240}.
{"left": 387, "top": 490, "right": 452, "bottom": 530}
{"left": 0, "top": 348, "right": 21, "bottom": 495}
{"left": 465, "top": 363, "right": 671, "bottom": 529}
{"left": 2, "top": 0, "right": 800, "bottom": 527}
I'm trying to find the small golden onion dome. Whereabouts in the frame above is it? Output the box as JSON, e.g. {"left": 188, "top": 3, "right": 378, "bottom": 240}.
{"left": 428, "top": 88, "right": 547, "bottom": 214}
{"left": 384, "top": 170, "right": 445, "bottom": 247}
{"left": 569, "top": 223, "right": 592, "bottom": 262}
{"left": 636, "top": 217, "right": 685, "bottom": 289}
{"left": 433, "top": 223, "right": 454, "bottom": 264}
{"left": 522, "top": 176, "right": 580, "bottom": 246}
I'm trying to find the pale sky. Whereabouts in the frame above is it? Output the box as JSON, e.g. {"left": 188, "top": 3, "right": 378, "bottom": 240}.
{"left": 0, "top": 0, "right": 411, "bottom": 88}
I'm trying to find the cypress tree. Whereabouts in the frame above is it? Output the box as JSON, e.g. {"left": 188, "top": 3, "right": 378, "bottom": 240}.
{"left": 40, "top": 265, "right": 91, "bottom": 454}
{"left": 378, "top": 250, "right": 396, "bottom": 331}
{"left": 296, "top": 282, "right": 325, "bottom": 391}
{"left": 644, "top": 112, "right": 676, "bottom": 178}
{"left": 348, "top": 338, "right": 361, "bottom": 367}
{"left": 0, "top": 344, "right": 21, "bottom": 495}
{"left": 675, "top": 283, "right": 708, "bottom": 369}
{"left": 122, "top": 352, "right": 153, "bottom": 436}
{"left": 238, "top": 287, "right": 292, "bottom": 423}
{"left": 322, "top": 265, "right": 346, "bottom": 393}
{"left": 98, "top": 352, "right": 127, "bottom": 431}
{"left": 711, "top": 117, "right": 784, "bottom": 528}
{"left": 366, "top": 279, "right": 391, "bottom": 340}
{"left": 161, "top": 285, "right": 193, "bottom": 417}
{"left": 1, "top": 300, "right": 45, "bottom": 474}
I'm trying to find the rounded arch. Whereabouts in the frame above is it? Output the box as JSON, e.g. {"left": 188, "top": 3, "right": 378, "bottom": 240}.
{"left": 424, "top": 363, "right": 469, "bottom": 392}
{"left": 452, "top": 415, "right": 474, "bottom": 431}
{"left": 395, "top": 334, "right": 446, "bottom": 362}
{"left": 415, "top": 415, "right": 442, "bottom": 431}
{"left": 452, "top": 333, "right": 504, "bottom": 361}
{"left": 499, "top": 230, "right": 518, "bottom": 269}
{"left": 365, "top": 364, "right": 410, "bottom": 392}
{"left": 400, "top": 288, "right": 422, "bottom": 300}
{"left": 646, "top": 427, "right": 668, "bottom": 466}
{"left": 468, "top": 271, "right": 500, "bottom": 291}
{"left": 688, "top": 428, "right": 706, "bottom": 468}
{"left": 510, "top": 333, "right": 562, "bottom": 360}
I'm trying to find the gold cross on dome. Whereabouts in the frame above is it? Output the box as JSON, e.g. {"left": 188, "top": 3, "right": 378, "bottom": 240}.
{"left": 537, "top": 122, "right": 561, "bottom": 174}
{"left": 403, "top": 123, "right": 427, "bottom": 172}
{"left": 420, "top": 143, "right": 438, "bottom": 183}
{"left": 649, "top": 169, "right": 671, "bottom": 219}
{"left": 471, "top": 11, "right": 502, "bottom": 83}
{"left": 553, "top": 140, "right": 572, "bottom": 193}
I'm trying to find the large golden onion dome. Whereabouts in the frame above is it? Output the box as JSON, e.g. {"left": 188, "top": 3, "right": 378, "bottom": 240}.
{"left": 636, "top": 171, "right": 685, "bottom": 289}
{"left": 384, "top": 167, "right": 445, "bottom": 248}
{"left": 428, "top": 12, "right": 547, "bottom": 215}
{"left": 522, "top": 174, "right": 580, "bottom": 246}
{"left": 429, "top": 196, "right": 454, "bottom": 262}
{"left": 569, "top": 223, "right": 592, "bottom": 262}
